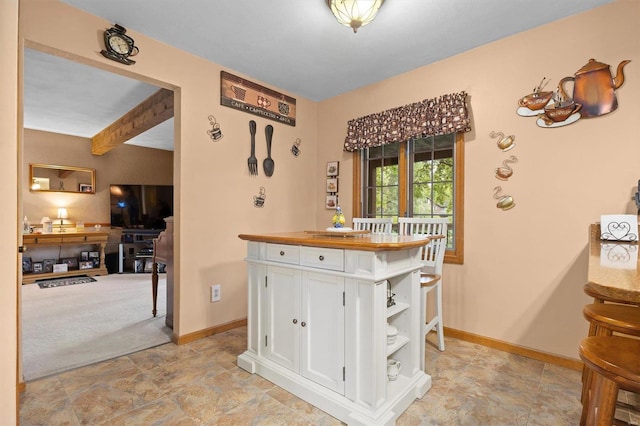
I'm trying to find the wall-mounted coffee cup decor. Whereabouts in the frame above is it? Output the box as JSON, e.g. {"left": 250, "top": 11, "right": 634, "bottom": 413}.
{"left": 518, "top": 59, "right": 630, "bottom": 128}
{"left": 253, "top": 186, "right": 266, "bottom": 208}
{"left": 207, "top": 115, "right": 223, "bottom": 141}
{"left": 493, "top": 186, "right": 515, "bottom": 211}
{"left": 495, "top": 155, "right": 519, "bottom": 181}
{"left": 291, "top": 138, "right": 302, "bottom": 157}
{"left": 490, "top": 131, "right": 516, "bottom": 152}
{"left": 517, "top": 77, "right": 552, "bottom": 117}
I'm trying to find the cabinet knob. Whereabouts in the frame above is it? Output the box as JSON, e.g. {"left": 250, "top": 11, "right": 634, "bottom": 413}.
{"left": 318, "top": 255, "right": 324, "bottom": 261}
{"left": 292, "top": 319, "right": 298, "bottom": 324}
{"left": 280, "top": 251, "right": 285, "bottom": 256}
{"left": 301, "top": 322, "right": 306, "bottom": 327}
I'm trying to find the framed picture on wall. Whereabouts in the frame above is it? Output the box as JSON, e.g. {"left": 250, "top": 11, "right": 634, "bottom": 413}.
{"left": 326, "top": 178, "right": 338, "bottom": 193}
{"left": 79, "top": 184, "right": 93, "bottom": 193}
{"left": 326, "top": 195, "right": 338, "bottom": 209}
{"left": 327, "top": 161, "right": 339, "bottom": 177}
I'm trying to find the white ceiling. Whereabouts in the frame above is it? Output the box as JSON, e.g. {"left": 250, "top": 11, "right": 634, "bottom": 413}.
{"left": 24, "top": 0, "right": 612, "bottom": 151}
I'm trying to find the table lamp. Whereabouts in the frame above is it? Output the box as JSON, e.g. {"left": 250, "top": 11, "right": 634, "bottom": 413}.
{"left": 57, "top": 208, "right": 68, "bottom": 233}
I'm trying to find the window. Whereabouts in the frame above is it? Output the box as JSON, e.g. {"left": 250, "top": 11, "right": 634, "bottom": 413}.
{"left": 354, "top": 133, "right": 464, "bottom": 264}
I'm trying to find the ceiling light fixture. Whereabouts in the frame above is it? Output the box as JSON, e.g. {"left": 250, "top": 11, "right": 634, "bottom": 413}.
{"left": 327, "top": 0, "right": 385, "bottom": 33}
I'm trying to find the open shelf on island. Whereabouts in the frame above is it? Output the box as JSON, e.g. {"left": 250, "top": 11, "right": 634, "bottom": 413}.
{"left": 387, "top": 301, "right": 409, "bottom": 319}
{"left": 386, "top": 335, "right": 409, "bottom": 357}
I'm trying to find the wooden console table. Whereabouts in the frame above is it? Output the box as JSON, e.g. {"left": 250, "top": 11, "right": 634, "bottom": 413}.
{"left": 22, "top": 231, "right": 109, "bottom": 284}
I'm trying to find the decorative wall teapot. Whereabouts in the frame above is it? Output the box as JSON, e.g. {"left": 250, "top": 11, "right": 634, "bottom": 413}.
{"left": 558, "top": 58, "right": 630, "bottom": 118}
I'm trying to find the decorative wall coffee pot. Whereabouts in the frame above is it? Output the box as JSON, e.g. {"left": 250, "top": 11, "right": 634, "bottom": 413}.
{"left": 558, "top": 58, "right": 630, "bottom": 118}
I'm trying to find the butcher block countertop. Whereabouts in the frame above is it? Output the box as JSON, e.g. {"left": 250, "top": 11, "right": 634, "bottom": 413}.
{"left": 238, "top": 231, "right": 437, "bottom": 252}
{"left": 587, "top": 223, "right": 640, "bottom": 304}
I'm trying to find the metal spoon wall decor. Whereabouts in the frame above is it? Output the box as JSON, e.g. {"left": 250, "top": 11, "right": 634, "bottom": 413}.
{"left": 263, "top": 125, "right": 275, "bottom": 177}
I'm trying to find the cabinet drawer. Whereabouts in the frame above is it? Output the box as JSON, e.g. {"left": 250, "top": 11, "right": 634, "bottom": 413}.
{"left": 300, "top": 247, "right": 344, "bottom": 271}
{"left": 266, "top": 244, "right": 300, "bottom": 265}
{"left": 30, "top": 236, "right": 63, "bottom": 244}
{"left": 62, "top": 235, "right": 89, "bottom": 243}
{"left": 82, "top": 235, "right": 107, "bottom": 243}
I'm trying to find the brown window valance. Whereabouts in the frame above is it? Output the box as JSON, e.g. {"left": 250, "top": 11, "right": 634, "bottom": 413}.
{"left": 343, "top": 92, "right": 471, "bottom": 152}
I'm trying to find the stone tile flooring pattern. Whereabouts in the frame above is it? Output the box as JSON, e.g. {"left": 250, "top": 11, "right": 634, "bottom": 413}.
{"left": 19, "top": 327, "right": 639, "bottom": 425}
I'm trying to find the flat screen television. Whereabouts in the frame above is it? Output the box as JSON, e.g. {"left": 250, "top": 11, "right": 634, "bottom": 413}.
{"left": 110, "top": 184, "right": 173, "bottom": 230}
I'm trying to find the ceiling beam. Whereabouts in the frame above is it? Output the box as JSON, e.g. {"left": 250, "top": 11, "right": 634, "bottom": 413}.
{"left": 91, "top": 88, "right": 174, "bottom": 155}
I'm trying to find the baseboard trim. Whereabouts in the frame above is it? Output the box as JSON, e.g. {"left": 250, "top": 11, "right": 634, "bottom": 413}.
{"left": 175, "top": 318, "right": 247, "bottom": 345}
{"left": 17, "top": 380, "right": 25, "bottom": 393}
{"left": 443, "top": 327, "right": 583, "bottom": 371}
{"left": 171, "top": 321, "right": 582, "bottom": 370}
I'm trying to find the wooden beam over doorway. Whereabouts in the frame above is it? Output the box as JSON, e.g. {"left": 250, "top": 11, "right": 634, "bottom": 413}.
{"left": 91, "top": 88, "right": 174, "bottom": 155}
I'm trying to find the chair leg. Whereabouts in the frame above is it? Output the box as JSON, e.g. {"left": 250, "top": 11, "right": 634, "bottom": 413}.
{"left": 585, "top": 374, "right": 618, "bottom": 426}
{"left": 420, "top": 286, "right": 427, "bottom": 371}
{"left": 435, "top": 282, "right": 445, "bottom": 351}
{"left": 580, "top": 367, "right": 593, "bottom": 425}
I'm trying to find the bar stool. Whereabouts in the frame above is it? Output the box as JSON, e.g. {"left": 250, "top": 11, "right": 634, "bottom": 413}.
{"left": 583, "top": 303, "right": 640, "bottom": 338}
{"left": 579, "top": 336, "right": 640, "bottom": 426}
{"left": 581, "top": 304, "right": 640, "bottom": 424}
{"left": 397, "top": 217, "right": 448, "bottom": 360}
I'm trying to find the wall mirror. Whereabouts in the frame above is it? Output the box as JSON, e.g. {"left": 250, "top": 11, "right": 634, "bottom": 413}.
{"left": 29, "top": 163, "right": 96, "bottom": 194}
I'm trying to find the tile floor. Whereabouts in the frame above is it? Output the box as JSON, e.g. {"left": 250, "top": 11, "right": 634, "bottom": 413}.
{"left": 19, "top": 327, "right": 639, "bottom": 425}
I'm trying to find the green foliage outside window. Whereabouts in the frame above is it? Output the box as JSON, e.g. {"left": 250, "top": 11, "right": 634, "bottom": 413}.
{"left": 363, "top": 133, "right": 456, "bottom": 249}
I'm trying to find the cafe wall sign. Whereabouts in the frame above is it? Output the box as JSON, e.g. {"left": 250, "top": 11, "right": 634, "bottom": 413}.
{"left": 221, "top": 71, "right": 296, "bottom": 126}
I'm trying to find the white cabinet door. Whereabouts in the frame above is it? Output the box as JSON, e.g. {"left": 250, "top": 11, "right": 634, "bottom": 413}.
{"left": 265, "top": 266, "right": 301, "bottom": 371}
{"left": 301, "top": 271, "right": 345, "bottom": 394}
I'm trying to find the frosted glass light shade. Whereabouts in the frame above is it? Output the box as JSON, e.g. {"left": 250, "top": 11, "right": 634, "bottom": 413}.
{"left": 327, "top": 0, "right": 385, "bottom": 33}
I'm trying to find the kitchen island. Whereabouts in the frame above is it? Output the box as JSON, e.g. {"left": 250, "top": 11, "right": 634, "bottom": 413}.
{"left": 237, "top": 231, "right": 436, "bottom": 425}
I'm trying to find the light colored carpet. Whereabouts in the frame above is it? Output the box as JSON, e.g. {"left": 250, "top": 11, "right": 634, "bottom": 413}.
{"left": 21, "top": 273, "right": 172, "bottom": 381}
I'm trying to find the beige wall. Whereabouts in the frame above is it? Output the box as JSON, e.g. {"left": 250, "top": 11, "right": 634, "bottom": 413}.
{"left": 1, "top": 0, "right": 637, "bottom": 419}
{"left": 0, "top": 0, "right": 18, "bottom": 421}
{"left": 317, "top": 0, "right": 640, "bottom": 359}
{"left": 23, "top": 129, "right": 173, "bottom": 226}
{"left": 19, "top": 0, "right": 320, "bottom": 344}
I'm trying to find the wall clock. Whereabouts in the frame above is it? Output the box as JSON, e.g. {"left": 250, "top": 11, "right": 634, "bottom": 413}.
{"left": 100, "top": 24, "right": 139, "bottom": 65}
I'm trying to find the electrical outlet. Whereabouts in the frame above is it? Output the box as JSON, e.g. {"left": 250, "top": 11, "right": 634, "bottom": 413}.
{"left": 211, "top": 284, "right": 221, "bottom": 302}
